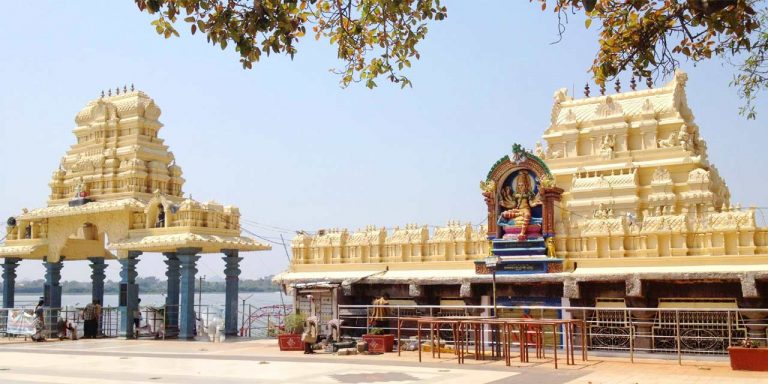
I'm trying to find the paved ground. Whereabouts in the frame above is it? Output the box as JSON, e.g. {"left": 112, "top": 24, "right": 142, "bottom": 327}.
{"left": 0, "top": 338, "right": 765, "bottom": 384}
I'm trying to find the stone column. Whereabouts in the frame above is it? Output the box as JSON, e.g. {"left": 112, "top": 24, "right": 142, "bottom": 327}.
{"left": 222, "top": 249, "right": 242, "bottom": 336}
{"left": 88, "top": 257, "right": 107, "bottom": 337}
{"left": 118, "top": 251, "right": 141, "bottom": 339}
{"left": 88, "top": 257, "right": 107, "bottom": 305}
{"left": 2, "top": 258, "right": 20, "bottom": 308}
{"left": 44, "top": 257, "right": 64, "bottom": 335}
{"left": 164, "top": 252, "right": 180, "bottom": 338}
{"left": 43, "top": 258, "right": 64, "bottom": 308}
{"left": 178, "top": 248, "right": 201, "bottom": 340}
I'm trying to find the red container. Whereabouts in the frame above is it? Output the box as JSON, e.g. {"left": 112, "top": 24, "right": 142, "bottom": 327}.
{"left": 363, "top": 334, "right": 395, "bottom": 353}
{"left": 728, "top": 347, "right": 768, "bottom": 371}
{"left": 278, "top": 334, "right": 304, "bottom": 351}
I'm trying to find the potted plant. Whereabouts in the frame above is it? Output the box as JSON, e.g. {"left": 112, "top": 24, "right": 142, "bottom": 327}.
{"left": 362, "top": 327, "right": 395, "bottom": 353}
{"left": 728, "top": 337, "right": 768, "bottom": 371}
{"left": 277, "top": 313, "right": 306, "bottom": 351}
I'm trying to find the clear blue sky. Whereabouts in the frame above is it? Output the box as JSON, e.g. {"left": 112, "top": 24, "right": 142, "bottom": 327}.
{"left": 1, "top": 1, "right": 765, "bottom": 282}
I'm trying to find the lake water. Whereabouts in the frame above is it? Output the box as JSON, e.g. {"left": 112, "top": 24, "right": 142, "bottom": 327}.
{"left": 12, "top": 291, "right": 288, "bottom": 309}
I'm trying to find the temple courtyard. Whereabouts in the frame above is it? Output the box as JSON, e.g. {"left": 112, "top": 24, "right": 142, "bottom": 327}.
{"left": 0, "top": 338, "right": 764, "bottom": 384}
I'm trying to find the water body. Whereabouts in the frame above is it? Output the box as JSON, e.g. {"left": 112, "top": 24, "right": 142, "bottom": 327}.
{"left": 13, "top": 291, "right": 287, "bottom": 309}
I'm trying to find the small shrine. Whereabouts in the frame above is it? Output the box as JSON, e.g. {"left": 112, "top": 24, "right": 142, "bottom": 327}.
{"left": 0, "top": 88, "right": 270, "bottom": 339}
{"left": 477, "top": 144, "right": 564, "bottom": 274}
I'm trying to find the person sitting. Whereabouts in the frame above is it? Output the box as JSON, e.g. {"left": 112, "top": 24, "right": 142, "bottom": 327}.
{"left": 57, "top": 317, "right": 78, "bottom": 340}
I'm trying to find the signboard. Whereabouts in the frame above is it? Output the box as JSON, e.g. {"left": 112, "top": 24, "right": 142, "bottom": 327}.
{"left": 497, "top": 261, "right": 547, "bottom": 274}
{"left": 6, "top": 309, "right": 35, "bottom": 335}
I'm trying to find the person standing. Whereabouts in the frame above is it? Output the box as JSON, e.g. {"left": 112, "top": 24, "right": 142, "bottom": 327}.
{"left": 94, "top": 299, "right": 103, "bottom": 338}
{"left": 133, "top": 298, "right": 143, "bottom": 338}
{"left": 302, "top": 316, "right": 318, "bottom": 354}
{"left": 32, "top": 299, "right": 46, "bottom": 342}
{"left": 82, "top": 300, "right": 97, "bottom": 338}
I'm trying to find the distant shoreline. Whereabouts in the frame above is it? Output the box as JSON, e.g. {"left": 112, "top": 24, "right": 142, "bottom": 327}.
{"left": 2, "top": 276, "right": 280, "bottom": 295}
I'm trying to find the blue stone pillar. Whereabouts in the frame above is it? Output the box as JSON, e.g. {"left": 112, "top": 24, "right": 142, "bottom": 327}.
{"left": 164, "top": 252, "right": 180, "bottom": 338}
{"left": 44, "top": 257, "right": 64, "bottom": 336}
{"left": 2, "top": 258, "right": 20, "bottom": 308}
{"left": 178, "top": 248, "right": 201, "bottom": 340}
{"left": 88, "top": 257, "right": 107, "bottom": 305}
{"left": 118, "top": 251, "right": 141, "bottom": 338}
{"left": 88, "top": 257, "right": 107, "bottom": 337}
{"left": 222, "top": 249, "right": 242, "bottom": 336}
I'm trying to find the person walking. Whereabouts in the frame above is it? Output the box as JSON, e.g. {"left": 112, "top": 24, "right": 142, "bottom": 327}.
{"left": 31, "top": 299, "right": 46, "bottom": 342}
{"left": 82, "top": 300, "right": 98, "bottom": 338}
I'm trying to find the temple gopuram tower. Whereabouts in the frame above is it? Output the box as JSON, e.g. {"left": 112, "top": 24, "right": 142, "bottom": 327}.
{"left": 1, "top": 88, "right": 270, "bottom": 339}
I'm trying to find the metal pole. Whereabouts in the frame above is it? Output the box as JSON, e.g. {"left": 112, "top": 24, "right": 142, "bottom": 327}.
{"left": 675, "top": 310, "right": 681, "bottom": 366}
{"left": 241, "top": 299, "right": 246, "bottom": 337}
{"left": 198, "top": 275, "right": 205, "bottom": 312}
{"left": 492, "top": 269, "right": 497, "bottom": 317}
{"left": 629, "top": 312, "right": 634, "bottom": 363}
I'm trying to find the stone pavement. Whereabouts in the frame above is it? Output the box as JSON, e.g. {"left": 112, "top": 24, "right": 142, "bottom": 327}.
{"left": 0, "top": 338, "right": 765, "bottom": 384}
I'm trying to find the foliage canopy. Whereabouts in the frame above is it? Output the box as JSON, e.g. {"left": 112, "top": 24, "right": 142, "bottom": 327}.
{"left": 135, "top": 0, "right": 767, "bottom": 117}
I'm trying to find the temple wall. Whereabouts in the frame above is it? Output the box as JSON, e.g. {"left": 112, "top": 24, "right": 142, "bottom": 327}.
{"left": 291, "top": 222, "right": 489, "bottom": 266}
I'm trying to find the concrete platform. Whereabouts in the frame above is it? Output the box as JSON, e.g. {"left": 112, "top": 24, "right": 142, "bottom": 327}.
{"left": 0, "top": 338, "right": 765, "bottom": 383}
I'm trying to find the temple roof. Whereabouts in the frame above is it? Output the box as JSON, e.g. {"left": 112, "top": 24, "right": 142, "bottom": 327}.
{"left": 546, "top": 70, "right": 692, "bottom": 132}
{"left": 2, "top": 90, "right": 271, "bottom": 260}
{"left": 110, "top": 232, "right": 270, "bottom": 253}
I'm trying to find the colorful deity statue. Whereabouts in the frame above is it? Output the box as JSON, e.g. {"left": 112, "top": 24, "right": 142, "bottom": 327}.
{"left": 498, "top": 170, "right": 542, "bottom": 241}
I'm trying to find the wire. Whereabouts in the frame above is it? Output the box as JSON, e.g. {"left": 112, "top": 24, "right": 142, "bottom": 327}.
{"left": 240, "top": 226, "right": 289, "bottom": 246}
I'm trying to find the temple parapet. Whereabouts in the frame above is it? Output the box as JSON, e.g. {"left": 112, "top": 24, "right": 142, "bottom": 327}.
{"left": 290, "top": 221, "right": 489, "bottom": 265}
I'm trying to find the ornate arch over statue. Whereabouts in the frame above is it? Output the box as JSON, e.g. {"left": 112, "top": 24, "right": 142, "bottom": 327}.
{"left": 481, "top": 144, "right": 563, "bottom": 241}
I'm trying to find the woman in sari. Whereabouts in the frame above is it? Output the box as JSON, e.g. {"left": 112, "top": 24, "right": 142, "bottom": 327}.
{"left": 32, "top": 299, "right": 46, "bottom": 342}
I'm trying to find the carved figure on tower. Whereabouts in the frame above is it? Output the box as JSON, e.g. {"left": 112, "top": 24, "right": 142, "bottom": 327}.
{"left": 482, "top": 143, "right": 563, "bottom": 243}
{"left": 497, "top": 169, "right": 543, "bottom": 241}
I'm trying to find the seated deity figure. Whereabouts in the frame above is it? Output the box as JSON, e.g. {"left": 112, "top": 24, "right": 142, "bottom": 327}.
{"left": 497, "top": 170, "right": 542, "bottom": 241}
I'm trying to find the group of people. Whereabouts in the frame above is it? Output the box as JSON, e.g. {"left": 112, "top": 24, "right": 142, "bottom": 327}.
{"left": 30, "top": 298, "right": 103, "bottom": 341}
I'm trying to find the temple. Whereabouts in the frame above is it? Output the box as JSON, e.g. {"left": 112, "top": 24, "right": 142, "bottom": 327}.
{"left": 0, "top": 88, "right": 270, "bottom": 338}
{"left": 275, "top": 70, "right": 768, "bottom": 331}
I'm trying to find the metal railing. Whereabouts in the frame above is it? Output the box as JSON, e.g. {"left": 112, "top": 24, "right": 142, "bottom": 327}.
{"left": 336, "top": 304, "right": 768, "bottom": 361}
{"left": 0, "top": 305, "right": 170, "bottom": 340}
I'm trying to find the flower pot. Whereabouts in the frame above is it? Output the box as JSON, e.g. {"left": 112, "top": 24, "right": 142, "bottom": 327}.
{"left": 278, "top": 334, "right": 304, "bottom": 351}
{"left": 728, "top": 347, "right": 768, "bottom": 371}
{"left": 363, "top": 334, "right": 394, "bottom": 353}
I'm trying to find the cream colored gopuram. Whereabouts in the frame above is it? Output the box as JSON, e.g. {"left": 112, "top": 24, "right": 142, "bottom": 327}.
{"left": 1, "top": 88, "right": 269, "bottom": 339}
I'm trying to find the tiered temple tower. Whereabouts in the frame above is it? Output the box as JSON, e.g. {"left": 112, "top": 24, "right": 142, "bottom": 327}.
{"left": 1, "top": 89, "right": 270, "bottom": 339}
